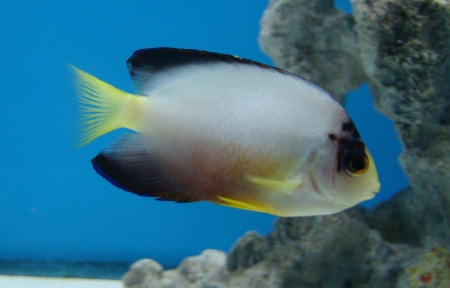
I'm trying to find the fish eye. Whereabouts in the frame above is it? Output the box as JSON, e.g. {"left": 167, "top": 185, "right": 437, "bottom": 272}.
{"left": 342, "top": 152, "right": 368, "bottom": 177}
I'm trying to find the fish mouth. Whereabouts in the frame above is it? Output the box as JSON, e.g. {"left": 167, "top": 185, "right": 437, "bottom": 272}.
{"left": 372, "top": 181, "right": 381, "bottom": 193}
{"left": 368, "top": 181, "right": 381, "bottom": 199}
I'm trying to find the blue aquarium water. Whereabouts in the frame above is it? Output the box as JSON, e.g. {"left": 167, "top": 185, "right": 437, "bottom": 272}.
{"left": 0, "top": 0, "right": 408, "bottom": 275}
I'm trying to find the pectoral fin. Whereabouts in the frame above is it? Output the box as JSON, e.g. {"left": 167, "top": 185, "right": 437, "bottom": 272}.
{"left": 246, "top": 175, "right": 305, "bottom": 194}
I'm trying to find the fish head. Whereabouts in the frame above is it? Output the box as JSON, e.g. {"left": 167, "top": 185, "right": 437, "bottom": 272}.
{"left": 331, "top": 145, "right": 380, "bottom": 204}
{"left": 264, "top": 135, "right": 380, "bottom": 217}
{"left": 311, "top": 125, "right": 380, "bottom": 212}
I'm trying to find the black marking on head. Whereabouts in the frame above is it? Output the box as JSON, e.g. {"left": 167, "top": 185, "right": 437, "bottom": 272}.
{"left": 127, "top": 47, "right": 297, "bottom": 79}
{"left": 342, "top": 121, "right": 355, "bottom": 132}
{"left": 341, "top": 120, "right": 361, "bottom": 139}
{"left": 335, "top": 137, "right": 366, "bottom": 173}
{"left": 328, "top": 133, "right": 337, "bottom": 141}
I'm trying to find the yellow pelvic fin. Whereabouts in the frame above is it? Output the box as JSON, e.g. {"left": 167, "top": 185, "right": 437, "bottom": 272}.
{"left": 216, "top": 195, "right": 277, "bottom": 215}
{"left": 71, "top": 66, "right": 146, "bottom": 147}
{"left": 246, "top": 175, "right": 304, "bottom": 194}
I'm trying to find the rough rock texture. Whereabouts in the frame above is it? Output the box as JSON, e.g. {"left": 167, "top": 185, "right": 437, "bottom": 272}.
{"left": 351, "top": 0, "right": 450, "bottom": 249}
{"left": 363, "top": 187, "right": 450, "bottom": 250}
{"left": 259, "top": 0, "right": 367, "bottom": 103}
{"left": 260, "top": 0, "right": 450, "bottom": 248}
{"left": 407, "top": 246, "right": 450, "bottom": 287}
{"left": 227, "top": 213, "right": 423, "bottom": 288}
{"left": 123, "top": 250, "right": 229, "bottom": 288}
{"left": 121, "top": 212, "right": 430, "bottom": 288}
{"left": 122, "top": 0, "right": 450, "bottom": 287}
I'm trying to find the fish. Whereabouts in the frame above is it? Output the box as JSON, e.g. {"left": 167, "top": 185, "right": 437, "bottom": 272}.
{"left": 71, "top": 47, "right": 380, "bottom": 217}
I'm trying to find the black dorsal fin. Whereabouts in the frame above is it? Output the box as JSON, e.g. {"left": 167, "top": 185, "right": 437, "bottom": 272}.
{"left": 126, "top": 47, "right": 291, "bottom": 95}
{"left": 91, "top": 133, "right": 196, "bottom": 203}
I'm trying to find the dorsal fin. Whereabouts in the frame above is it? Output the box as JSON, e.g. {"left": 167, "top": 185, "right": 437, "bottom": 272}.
{"left": 125, "top": 47, "right": 293, "bottom": 95}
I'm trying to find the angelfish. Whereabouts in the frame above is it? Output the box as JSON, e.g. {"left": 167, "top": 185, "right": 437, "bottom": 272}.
{"left": 72, "top": 48, "right": 380, "bottom": 217}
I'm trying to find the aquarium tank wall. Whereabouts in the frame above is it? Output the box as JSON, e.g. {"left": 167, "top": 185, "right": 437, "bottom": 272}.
{"left": 1, "top": 0, "right": 449, "bottom": 287}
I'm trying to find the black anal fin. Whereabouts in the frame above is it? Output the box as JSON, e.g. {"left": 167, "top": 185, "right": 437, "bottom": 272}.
{"left": 91, "top": 133, "right": 194, "bottom": 203}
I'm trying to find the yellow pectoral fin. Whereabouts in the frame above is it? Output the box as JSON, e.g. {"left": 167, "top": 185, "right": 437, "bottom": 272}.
{"left": 216, "top": 195, "right": 277, "bottom": 215}
{"left": 246, "top": 175, "right": 305, "bottom": 194}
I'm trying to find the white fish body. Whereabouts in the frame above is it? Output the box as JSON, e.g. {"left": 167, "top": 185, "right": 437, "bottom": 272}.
{"left": 72, "top": 48, "right": 380, "bottom": 217}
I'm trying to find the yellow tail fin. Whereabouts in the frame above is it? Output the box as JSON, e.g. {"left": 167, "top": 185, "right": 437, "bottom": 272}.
{"left": 71, "top": 66, "right": 145, "bottom": 147}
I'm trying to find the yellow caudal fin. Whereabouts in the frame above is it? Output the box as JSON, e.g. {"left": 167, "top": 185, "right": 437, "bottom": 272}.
{"left": 71, "top": 66, "right": 146, "bottom": 147}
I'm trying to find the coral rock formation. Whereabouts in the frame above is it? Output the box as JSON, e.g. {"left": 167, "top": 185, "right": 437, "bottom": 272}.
{"left": 259, "top": 0, "right": 367, "bottom": 103}
{"left": 351, "top": 0, "right": 450, "bottom": 249}
{"left": 227, "top": 213, "right": 422, "bottom": 287}
{"left": 122, "top": 250, "right": 229, "bottom": 288}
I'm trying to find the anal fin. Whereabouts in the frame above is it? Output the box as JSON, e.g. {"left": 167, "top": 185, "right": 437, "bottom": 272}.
{"left": 92, "top": 133, "right": 195, "bottom": 203}
{"left": 216, "top": 195, "right": 277, "bottom": 215}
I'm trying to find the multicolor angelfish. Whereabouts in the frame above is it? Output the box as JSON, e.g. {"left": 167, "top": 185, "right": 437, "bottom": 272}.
{"left": 71, "top": 48, "right": 380, "bottom": 217}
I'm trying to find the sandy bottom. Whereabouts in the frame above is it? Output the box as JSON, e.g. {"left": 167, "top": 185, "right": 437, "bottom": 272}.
{"left": 0, "top": 275, "right": 122, "bottom": 288}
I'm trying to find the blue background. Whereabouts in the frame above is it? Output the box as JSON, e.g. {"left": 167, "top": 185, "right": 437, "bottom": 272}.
{"left": 0, "top": 1, "right": 408, "bottom": 267}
